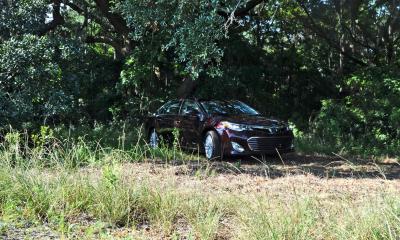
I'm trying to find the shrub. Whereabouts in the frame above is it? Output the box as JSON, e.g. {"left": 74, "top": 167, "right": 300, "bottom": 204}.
{"left": 311, "top": 67, "right": 400, "bottom": 157}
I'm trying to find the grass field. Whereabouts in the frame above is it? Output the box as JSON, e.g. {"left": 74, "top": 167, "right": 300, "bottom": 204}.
{"left": 0, "top": 130, "right": 399, "bottom": 239}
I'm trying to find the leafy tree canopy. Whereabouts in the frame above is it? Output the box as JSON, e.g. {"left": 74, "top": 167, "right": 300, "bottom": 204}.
{"left": 0, "top": 0, "right": 399, "bottom": 156}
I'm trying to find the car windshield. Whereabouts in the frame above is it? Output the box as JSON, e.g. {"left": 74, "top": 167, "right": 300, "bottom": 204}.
{"left": 200, "top": 100, "right": 260, "bottom": 116}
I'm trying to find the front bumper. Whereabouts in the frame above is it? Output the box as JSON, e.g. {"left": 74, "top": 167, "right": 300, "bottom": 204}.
{"left": 217, "top": 128, "right": 295, "bottom": 156}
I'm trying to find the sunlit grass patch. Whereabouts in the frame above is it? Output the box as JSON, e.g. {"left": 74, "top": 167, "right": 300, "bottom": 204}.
{"left": 0, "top": 127, "right": 399, "bottom": 239}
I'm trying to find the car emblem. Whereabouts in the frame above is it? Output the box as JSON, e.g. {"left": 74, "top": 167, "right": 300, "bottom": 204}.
{"left": 268, "top": 127, "right": 277, "bottom": 134}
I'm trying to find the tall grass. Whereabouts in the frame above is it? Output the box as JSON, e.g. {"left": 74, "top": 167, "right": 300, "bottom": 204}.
{"left": 0, "top": 126, "right": 200, "bottom": 169}
{"left": 295, "top": 133, "right": 400, "bottom": 161}
{"left": 0, "top": 162, "right": 226, "bottom": 239}
{"left": 0, "top": 127, "right": 399, "bottom": 239}
{"left": 235, "top": 195, "right": 400, "bottom": 240}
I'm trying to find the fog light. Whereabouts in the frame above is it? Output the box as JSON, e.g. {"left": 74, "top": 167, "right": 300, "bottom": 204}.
{"left": 231, "top": 142, "right": 245, "bottom": 152}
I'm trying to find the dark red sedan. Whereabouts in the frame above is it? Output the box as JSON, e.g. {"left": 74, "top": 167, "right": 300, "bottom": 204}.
{"left": 145, "top": 99, "right": 294, "bottom": 160}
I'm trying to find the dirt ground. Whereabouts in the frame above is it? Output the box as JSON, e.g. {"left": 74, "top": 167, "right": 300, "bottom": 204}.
{"left": 174, "top": 152, "right": 400, "bottom": 179}
{"left": 120, "top": 153, "right": 400, "bottom": 198}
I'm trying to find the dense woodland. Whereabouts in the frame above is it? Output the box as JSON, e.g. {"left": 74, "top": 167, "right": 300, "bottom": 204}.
{"left": 0, "top": 0, "right": 399, "bottom": 156}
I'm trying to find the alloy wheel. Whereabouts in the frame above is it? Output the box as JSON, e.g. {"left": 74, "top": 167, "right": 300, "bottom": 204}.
{"left": 149, "top": 129, "right": 159, "bottom": 148}
{"left": 204, "top": 134, "right": 213, "bottom": 159}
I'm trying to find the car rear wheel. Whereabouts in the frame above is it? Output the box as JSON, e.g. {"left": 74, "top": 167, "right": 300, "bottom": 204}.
{"left": 149, "top": 129, "right": 159, "bottom": 149}
{"left": 204, "top": 131, "right": 220, "bottom": 160}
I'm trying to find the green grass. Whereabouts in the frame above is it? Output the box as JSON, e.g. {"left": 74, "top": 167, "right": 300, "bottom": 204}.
{"left": 0, "top": 128, "right": 399, "bottom": 239}
{"left": 0, "top": 163, "right": 226, "bottom": 239}
{"left": 0, "top": 126, "right": 201, "bottom": 169}
{"left": 1, "top": 161, "right": 399, "bottom": 239}
{"left": 295, "top": 134, "right": 400, "bottom": 162}
{"left": 235, "top": 195, "right": 400, "bottom": 240}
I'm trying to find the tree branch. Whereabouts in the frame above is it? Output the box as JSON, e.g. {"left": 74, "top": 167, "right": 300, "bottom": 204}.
{"left": 65, "top": 1, "right": 108, "bottom": 31}
{"left": 342, "top": 24, "right": 377, "bottom": 52}
{"left": 93, "top": 0, "right": 130, "bottom": 36}
{"left": 86, "top": 35, "right": 115, "bottom": 45}
{"left": 217, "top": 0, "right": 265, "bottom": 18}
{"left": 295, "top": 0, "right": 368, "bottom": 66}
{"left": 65, "top": 0, "right": 133, "bottom": 59}
{"left": 65, "top": 1, "right": 84, "bottom": 14}
{"left": 37, "top": 0, "right": 64, "bottom": 36}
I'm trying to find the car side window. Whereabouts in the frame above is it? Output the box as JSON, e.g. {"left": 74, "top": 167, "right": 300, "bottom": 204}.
{"left": 157, "top": 100, "right": 181, "bottom": 115}
{"left": 181, "top": 100, "right": 201, "bottom": 116}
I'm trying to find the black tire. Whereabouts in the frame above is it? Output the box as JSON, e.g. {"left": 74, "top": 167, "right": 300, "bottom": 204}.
{"left": 204, "top": 131, "right": 221, "bottom": 160}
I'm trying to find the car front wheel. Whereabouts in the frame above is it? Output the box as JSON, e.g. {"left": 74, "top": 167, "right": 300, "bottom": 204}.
{"left": 204, "top": 131, "right": 220, "bottom": 160}
{"left": 149, "top": 128, "right": 159, "bottom": 149}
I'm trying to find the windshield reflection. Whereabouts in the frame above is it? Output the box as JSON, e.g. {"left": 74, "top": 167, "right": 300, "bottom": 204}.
{"left": 200, "top": 100, "right": 260, "bottom": 116}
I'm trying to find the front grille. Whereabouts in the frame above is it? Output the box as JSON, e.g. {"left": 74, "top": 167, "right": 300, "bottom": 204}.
{"left": 247, "top": 136, "right": 292, "bottom": 152}
{"left": 252, "top": 126, "right": 288, "bottom": 135}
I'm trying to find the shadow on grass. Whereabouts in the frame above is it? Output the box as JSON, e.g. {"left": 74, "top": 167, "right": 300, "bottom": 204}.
{"left": 150, "top": 153, "right": 400, "bottom": 180}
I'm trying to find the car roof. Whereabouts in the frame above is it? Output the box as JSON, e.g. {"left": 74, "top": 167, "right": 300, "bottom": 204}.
{"left": 165, "top": 98, "right": 238, "bottom": 103}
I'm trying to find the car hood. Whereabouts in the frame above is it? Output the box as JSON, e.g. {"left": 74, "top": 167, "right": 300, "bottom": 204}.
{"left": 215, "top": 115, "right": 287, "bottom": 127}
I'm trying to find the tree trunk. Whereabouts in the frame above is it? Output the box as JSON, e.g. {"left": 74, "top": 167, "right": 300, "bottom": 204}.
{"left": 177, "top": 78, "right": 198, "bottom": 98}
{"left": 337, "top": 0, "right": 344, "bottom": 76}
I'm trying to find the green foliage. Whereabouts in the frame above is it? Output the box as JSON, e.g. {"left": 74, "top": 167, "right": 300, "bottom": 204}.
{"left": 197, "top": 35, "right": 336, "bottom": 129}
{"left": 115, "top": 53, "right": 168, "bottom": 120}
{"left": 0, "top": 35, "right": 68, "bottom": 128}
{"left": 120, "top": 0, "right": 224, "bottom": 78}
{"left": 311, "top": 67, "right": 400, "bottom": 156}
{"left": 31, "top": 126, "right": 54, "bottom": 148}
{"left": 0, "top": 0, "right": 400, "bottom": 157}
{"left": 4, "top": 131, "right": 21, "bottom": 161}
{"left": 0, "top": 37, "right": 118, "bottom": 129}
{"left": 0, "top": 0, "right": 48, "bottom": 38}
{"left": 112, "top": 0, "right": 226, "bottom": 120}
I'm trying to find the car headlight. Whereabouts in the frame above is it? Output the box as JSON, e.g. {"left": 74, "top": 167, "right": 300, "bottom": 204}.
{"left": 218, "top": 121, "right": 251, "bottom": 131}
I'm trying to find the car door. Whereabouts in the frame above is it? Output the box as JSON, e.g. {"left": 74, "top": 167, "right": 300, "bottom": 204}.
{"left": 155, "top": 100, "right": 182, "bottom": 142}
{"left": 179, "top": 100, "right": 204, "bottom": 149}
